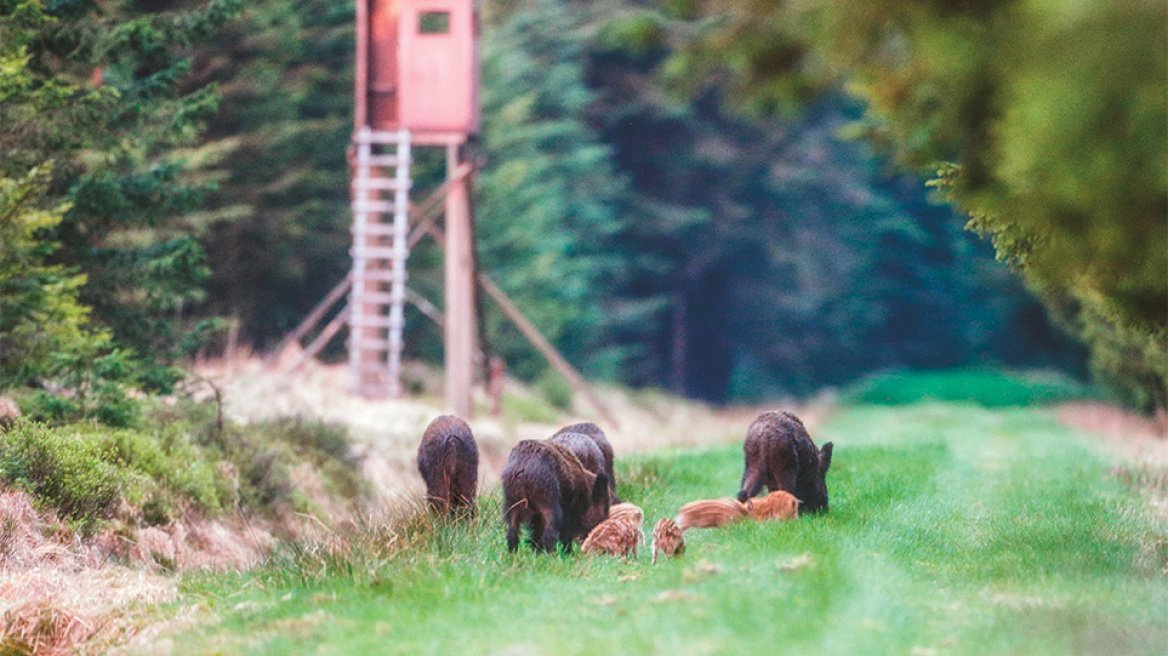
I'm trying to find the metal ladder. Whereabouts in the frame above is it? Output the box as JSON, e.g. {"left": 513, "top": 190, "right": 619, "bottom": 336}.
{"left": 349, "top": 127, "right": 411, "bottom": 397}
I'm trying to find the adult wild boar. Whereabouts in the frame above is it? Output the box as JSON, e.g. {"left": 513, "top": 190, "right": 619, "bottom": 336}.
{"left": 502, "top": 439, "right": 610, "bottom": 553}
{"left": 416, "top": 415, "right": 479, "bottom": 513}
{"left": 554, "top": 422, "right": 619, "bottom": 503}
{"left": 549, "top": 432, "right": 606, "bottom": 482}
{"left": 737, "top": 411, "right": 833, "bottom": 514}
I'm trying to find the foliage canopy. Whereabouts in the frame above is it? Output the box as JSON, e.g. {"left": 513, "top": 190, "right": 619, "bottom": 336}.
{"left": 669, "top": 0, "right": 1167, "bottom": 407}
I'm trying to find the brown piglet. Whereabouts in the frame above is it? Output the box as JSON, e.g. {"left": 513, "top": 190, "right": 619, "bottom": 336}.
{"left": 674, "top": 498, "right": 749, "bottom": 531}
{"left": 651, "top": 518, "right": 685, "bottom": 564}
{"left": 746, "top": 490, "right": 801, "bottom": 521}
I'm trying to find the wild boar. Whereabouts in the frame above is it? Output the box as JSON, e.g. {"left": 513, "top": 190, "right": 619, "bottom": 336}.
{"left": 502, "top": 439, "right": 610, "bottom": 553}
{"left": 737, "top": 411, "right": 833, "bottom": 514}
{"left": 581, "top": 518, "right": 641, "bottom": 559}
{"left": 746, "top": 490, "right": 801, "bottom": 521}
{"left": 549, "top": 432, "right": 606, "bottom": 482}
{"left": 651, "top": 518, "right": 686, "bottom": 564}
{"left": 674, "top": 498, "right": 749, "bottom": 531}
{"left": 416, "top": 415, "right": 479, "bottom": 513}
{"left": 555, "top": 422, "right": 619, "bottom": 503}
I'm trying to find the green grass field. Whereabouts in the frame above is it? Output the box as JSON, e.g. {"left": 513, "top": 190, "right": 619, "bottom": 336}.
{"left": 146, "top": 404, "right": 1167, "bottom": 655}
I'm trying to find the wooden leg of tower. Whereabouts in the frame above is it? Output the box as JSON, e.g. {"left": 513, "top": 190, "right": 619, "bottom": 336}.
{"left": 444, "top": 143, "right": 475, "bottom": 417}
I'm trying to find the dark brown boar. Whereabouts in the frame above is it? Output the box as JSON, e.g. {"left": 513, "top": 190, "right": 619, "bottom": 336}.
{"left": 554, "top": 422, "right": 619, "bottom": 503}
{"left": 502, "top": 439, "right": 610, "bottom": 553}
{"left": 549, "top": 432, "right": 605, "bottom": 482}
{"left": 416, "top": 415, "right": 479, "bottom": 514}
{"left": 737, "top": 411, "right": 833, "bottom": 514}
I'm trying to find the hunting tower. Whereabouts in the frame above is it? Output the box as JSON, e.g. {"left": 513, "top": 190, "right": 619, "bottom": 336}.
{"left": 351, "top": 0, "right": 479, "bottom": 414}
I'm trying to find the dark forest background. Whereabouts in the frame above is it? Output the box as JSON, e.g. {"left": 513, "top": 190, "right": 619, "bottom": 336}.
{"left": 4, "top": 0, "right": 1163, "bottom": 418}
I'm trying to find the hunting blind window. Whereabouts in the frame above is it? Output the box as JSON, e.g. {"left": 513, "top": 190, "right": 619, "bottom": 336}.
{"left": 419, "top": 11, "right": 451, "bottom": 34}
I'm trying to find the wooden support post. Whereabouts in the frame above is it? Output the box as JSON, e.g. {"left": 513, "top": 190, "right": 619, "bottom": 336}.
{"left": 444, "top": 144, "right": 476, "bottom": 418}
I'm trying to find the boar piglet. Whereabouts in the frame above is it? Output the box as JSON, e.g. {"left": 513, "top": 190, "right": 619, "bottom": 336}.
{"left": 674, "top": 498, "right": 749, "bottom": 531}
{"left": 582, "top": 518, "right": 641, "bottom": 559}
{"left": 651, "top": 518, "right": 685, "bottom": 564}
{"left": 747, "top": 490, "right": 801, "bottom": 521}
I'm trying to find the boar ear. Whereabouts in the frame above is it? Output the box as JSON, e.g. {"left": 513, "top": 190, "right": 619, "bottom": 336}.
{"left": 591, "top": 473, "right": 609, "bottom": 504}
{"left": 819, "top": 442, "right": 833, "bottom": 474}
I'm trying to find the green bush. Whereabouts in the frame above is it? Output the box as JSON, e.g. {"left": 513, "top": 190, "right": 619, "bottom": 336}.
{"left": 0, "top": 420, "right": 131, "bottom": 533}
{"left": 0, "top": 398, "right": 367, "bottom": 534}
{"left": 105, "top": 424, "right": 223, "bottom": 522}
{"left": 537, "top": 371, "right": 575, "bottom": 412}
{"left": 842, "top": 368, "right": 1102, "bottom": 408}
{"left": 227, "top": 418, "right": 365, "bottom": 509}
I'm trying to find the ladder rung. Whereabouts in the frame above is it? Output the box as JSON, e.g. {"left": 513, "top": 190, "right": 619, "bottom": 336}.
{"left": 360, "top": 155, "right": 407, "bottom": 167}
{"left": 352, "top": 246, "right": 407, "bottom": 259}
{"left": 357, "top": 224, "right": 407, "bottom": 236}
{"left": 352, "top": 362, "right": 390, "bottom": 373}
{"left": 352, "top": 292, "right": 402, "bottom": 304}
{"left": 360, "top": 270, "right": 400, "bottom": 281}
{"left": 352, "top": 338, "right": 396, "bottom": 350}
{"left": 357, "top": 131, "right": 410, "bottom": 145}
{"left": 352, "top": 200, "right": 396, "bottom": 213}
{"left": 349, "top": 315, "right": 399, "bottom": 328}
{"left": 352, "top": 178, "right": 407, "bottom": 191}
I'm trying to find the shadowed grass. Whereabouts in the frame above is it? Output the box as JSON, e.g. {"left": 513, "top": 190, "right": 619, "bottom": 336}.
{"left": 142, "top": 404, "right": 1167, "bottom": 655}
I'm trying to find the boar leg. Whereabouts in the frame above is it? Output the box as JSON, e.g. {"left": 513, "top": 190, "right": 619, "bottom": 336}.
{"left": 506, "top": 507, "right": 523, "bottom": 552}
{"left": 540, "top": 507, "right": 561, "bottom": 553}
{"left": 738, "top": 466, "right": 766, "bottom": 502}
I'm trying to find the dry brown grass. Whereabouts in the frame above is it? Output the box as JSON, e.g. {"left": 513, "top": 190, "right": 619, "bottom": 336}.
{"left": 1058, "top": 402, "right": 1168, "bottom": 511}
{"left": 0, "top": 490, "right": 181, "bottom": 655}
{"left": 1, "top": 568, "right": 175, "bottom": 655}
{"left": 1059, "top": 402, "right": 1168, "bottom": 574}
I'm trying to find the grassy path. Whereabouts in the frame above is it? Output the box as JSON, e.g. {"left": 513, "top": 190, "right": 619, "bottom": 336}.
{"left": 139, "top": 404, "right": 1167, "bottom": 655}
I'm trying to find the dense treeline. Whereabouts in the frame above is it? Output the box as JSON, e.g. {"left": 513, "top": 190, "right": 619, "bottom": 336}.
{"left": 665, "top": 0, "right": 1167, "bottom": 408}
{"left": 2, "top": 0, "right": 238, "bottom": 423}
{"left": 6, "top": 0, "right": 1151, "bottom": 412}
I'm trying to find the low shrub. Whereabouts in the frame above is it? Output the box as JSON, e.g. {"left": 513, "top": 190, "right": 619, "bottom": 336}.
{"left": 0, "top": 420, "right": 129, "bottom": 534}
{"left": 841, "top": 368, "right": 1102, "bottom": 407}
{"left": 0, "top": 402, "right": 367, "bottom": 535}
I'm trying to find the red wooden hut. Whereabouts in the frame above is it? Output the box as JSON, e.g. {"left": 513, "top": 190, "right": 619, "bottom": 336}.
{"left": 357, "top": 0, "right": 479, "bottom": 141}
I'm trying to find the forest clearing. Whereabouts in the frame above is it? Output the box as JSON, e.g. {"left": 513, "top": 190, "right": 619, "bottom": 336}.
{"left": 4, "top": 364, "right": 1165, "bottom": 654}
{"left": 3, "top": 0, "right": 1165, "bottom": 653}
{"left": 112, "top": 394, "right": 1165, "bottom": 655}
